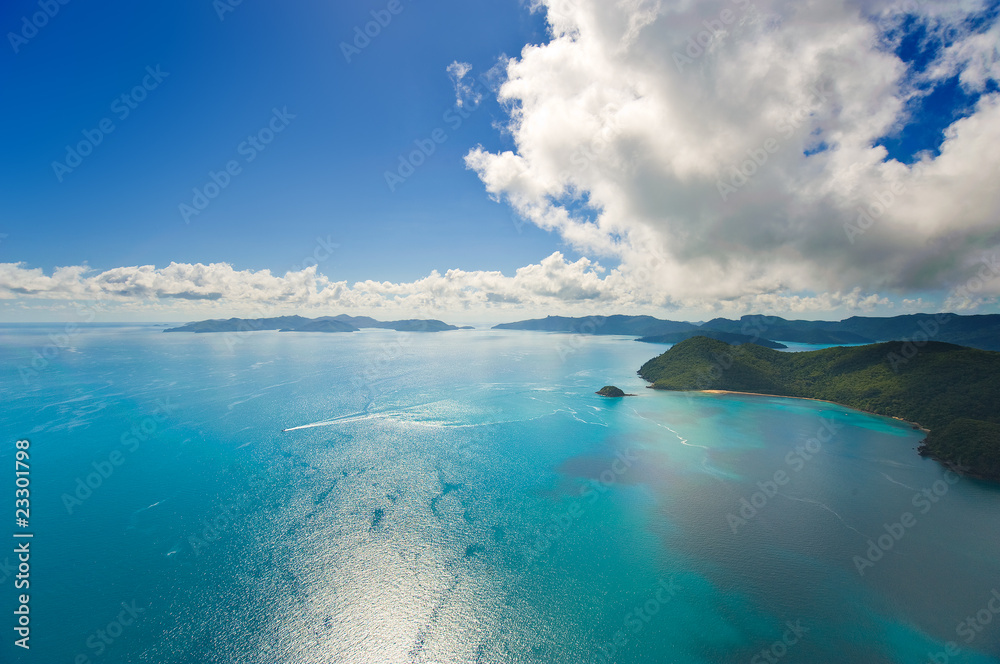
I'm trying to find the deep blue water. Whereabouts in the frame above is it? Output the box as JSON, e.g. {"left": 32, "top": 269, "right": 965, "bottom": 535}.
{"left": 1, "top": 326, "right": 999, "bottom": 663}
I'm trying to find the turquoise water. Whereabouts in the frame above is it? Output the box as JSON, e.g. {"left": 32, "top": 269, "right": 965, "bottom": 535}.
{"left": 1, "top": 326, "right": 999, "bottom": 663}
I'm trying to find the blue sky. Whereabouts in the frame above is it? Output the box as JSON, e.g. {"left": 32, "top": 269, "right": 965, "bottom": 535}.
{"left": 1, "top": 0, "right": 562, "bottom": 281}
{"left": 2, "top": 0, "right": 999, "bottom": 322}
{"left": 876, "top": 3, "right": 1000, "bottom": 163}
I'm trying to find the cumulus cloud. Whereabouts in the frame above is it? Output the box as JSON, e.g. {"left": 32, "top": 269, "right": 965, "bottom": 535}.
{"left": 466, "top": 0, "right": 1000, "bottom": 309}
{"left": 6, "top": 1, "right": 1000, "bottom": 322}
{"left": 0, "top": 255, "right": 617, "bottom": 317}
{"left": 6, "top": 253, "right": 985, "bottom": 321}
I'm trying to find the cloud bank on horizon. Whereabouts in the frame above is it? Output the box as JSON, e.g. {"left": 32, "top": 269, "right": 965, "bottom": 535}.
{"left": 4, "top": 0, "right": 999, "bottom": 320}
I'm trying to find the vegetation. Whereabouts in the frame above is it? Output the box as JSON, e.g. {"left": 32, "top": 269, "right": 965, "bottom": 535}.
{"left": 496, "top": 312, "right": 1000, "bottom": 351}
{"left": 164, "top": 316, "right": 461, "bottom": 333}
{"left": 494, "top": 315, "right": 697, "bottom": 336}
{"left": 287, "top": 318, "right": 358, "bottom": 333}
{"left": 638, "top": 337, "right": 1000, "bottom": 481}
{"left": 637, "top": 329, "right": 787, "bottom": 349}
{"left": 163, "top": 316, "right": 325, "bottom": 333}
{"left": 596, "top": 386, "right": 627, "bottom": 397}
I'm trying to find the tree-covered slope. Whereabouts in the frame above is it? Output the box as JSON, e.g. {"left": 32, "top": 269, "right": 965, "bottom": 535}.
{"left": 164, "top": 316, "right": 460, "bottom": 333}
{"left": 284, "top": 318, "right": 359, "bottom": 333}
{"left": 637, "top": 329, "right": 788, "bottom": 349}
{"left": 493, "top": 315, "right": 698, "bottom": 336}
{"left": 163, "top": 316, "right": 328, "bottom": 333}
{"left": 493, "top": 312, "right": 1000, "bottom": 350}
{"left": 638, "top": 337, "right": 1000, "bottom": 480}
{"left": 701, "top": 316, "right": 876, "bottom": 344}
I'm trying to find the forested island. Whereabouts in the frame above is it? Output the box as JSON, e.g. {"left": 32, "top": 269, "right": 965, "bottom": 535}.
{"left": 637, "top": 329, "right": 788, "bottom": 349}
{"left": 496, "top": 313, "right": 1000, "bottom": 351}
{"left": 164, "top": 315, "right": 468, "bottom": 334}
{"left": 638, "top": 337, "right": 1000, "bottom": 481}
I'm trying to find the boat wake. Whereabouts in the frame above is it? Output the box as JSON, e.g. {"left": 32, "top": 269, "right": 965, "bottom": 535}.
{"left": 282, "top": 411, "right": 374, "bottom": 432}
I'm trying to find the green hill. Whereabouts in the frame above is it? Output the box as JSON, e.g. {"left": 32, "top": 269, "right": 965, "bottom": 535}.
{"left": 493, "top": 315, "right": 697, "bottom": 336}
{"left": 638, "top": 337, "right": 1000, "bottom": 481}
{"left": 163, "top": 316, "right": 460, "bottom": 333}
{"left": 637, "top": 329, "right": 788, "bottom": 349}
{"left": 283, "top": 318, "right": 358, "bottom": 333}
{"left": 494, "top": 312, "right": 1000, "bottom": 350}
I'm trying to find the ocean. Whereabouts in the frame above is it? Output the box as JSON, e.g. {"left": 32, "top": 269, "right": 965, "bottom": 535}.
{"left": 1, "top": 326, "right": 999, "bottom": 663}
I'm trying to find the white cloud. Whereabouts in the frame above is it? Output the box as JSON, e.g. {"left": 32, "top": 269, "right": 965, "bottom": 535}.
{"left": 467, "top": 0, "right": 1000, "bottom": 308}
{"left": 0, "top": 255, "right": 619, "bottom": 319}
{"left": 5, "top": 254, "right": 991, "bottom": 322}
{"left": 447, "top": 60, "right": 483, "bottom": 109}
{"left": 6, "top": 1, "right": 1000, "bottom": 323}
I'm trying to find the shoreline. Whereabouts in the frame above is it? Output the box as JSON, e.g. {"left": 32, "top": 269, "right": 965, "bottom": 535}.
{"left": 680, "top": 388, "right": 1000, "bottom": 480}
{"left": 682, "top": 389, "right": 994, "bottom": 477}
{"left": 689, "top": 388, "right": 932, "bottom": 433}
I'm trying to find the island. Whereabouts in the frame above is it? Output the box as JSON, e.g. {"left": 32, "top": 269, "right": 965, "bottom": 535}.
{"left": 494, "top": 313, "right": 1000, "bottom": 351}
{"left": 283, "top": 318, "right": 358, "bottom": 333}
{"left": 637, "top": 329, "right": 788, "bottom": 349}
{"left": 596, "top": 386, "right": 633, "bottom": 397}
{"left": 164, "top": 315, "right": 464, "bottom": 334}
{"left": 638, "top": 336, "right": 1000, "bottom": 481}
{"left": 494, "top": 315, "right": 698, "bottom": 337}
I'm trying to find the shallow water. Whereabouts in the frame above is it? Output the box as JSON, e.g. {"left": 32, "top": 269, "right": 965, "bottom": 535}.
{"left": 1, "top": 327, "right": 998, "bottom": 663}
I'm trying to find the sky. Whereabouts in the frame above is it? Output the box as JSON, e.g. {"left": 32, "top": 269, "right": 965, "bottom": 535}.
{"left": 1, "top": 0, "right": 999, "bottom": 323}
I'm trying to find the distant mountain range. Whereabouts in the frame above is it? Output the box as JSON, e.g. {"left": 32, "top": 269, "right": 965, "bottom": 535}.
{"left": 637, "top": 329, "right": 788, "bottom": 349}
{"left": 494, "top": 313, "right": 1000, "bottom": 351}
{"left": 493, "top": 315, "right": 698, "bottom": 337}
{"left": 164, "top": 315, "right": 470, "bottom": 334}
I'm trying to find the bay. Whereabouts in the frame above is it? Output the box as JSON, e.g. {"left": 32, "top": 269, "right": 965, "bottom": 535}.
{"left": 1, "top": 327, "right": 998, "bottom": 663}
